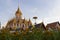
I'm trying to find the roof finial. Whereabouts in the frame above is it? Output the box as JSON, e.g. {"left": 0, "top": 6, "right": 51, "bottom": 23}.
{"left": 15, "top": 0, "right": 22, "bottom": 15}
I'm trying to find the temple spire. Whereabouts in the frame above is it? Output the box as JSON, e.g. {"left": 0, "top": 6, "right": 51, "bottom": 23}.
{"left": 15, "top": 0, "right": 22, "bottom": 15}
{"left": 15, "top": 7, "right": 22, "bottom": 15}
{"left": 15, "top": 0, "right": 22, "bottom": 19}
{"left": 28, "top": 18, "right": 32, "bottom": 25}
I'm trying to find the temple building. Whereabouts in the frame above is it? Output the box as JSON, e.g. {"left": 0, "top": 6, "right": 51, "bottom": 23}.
{"left": 6, "top": 7, "right": 32, "bottom": 31}
{"left": 46, "top": 21, "right": 60, "bottom": 31}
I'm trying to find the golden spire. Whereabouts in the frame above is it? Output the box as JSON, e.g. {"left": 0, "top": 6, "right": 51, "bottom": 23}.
{"left": 15, "top": 7, "right": 22, "bottom": 15}
{"left": 28, "top": 18, "right": 32, "bottom": 26}
{"left": 28, "top": 18, "right": 32, "bottom": 24}
{"left": 15, "top": 0, "right": 22, "bottom": 16}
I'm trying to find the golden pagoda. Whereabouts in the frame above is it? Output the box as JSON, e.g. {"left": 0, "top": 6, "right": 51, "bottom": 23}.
{"left": 6, "top": 7, "right": 32, "bottom": 30}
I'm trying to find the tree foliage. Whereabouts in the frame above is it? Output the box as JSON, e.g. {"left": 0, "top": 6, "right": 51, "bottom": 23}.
{"left": 0, "top": 27, "right": 60, "bottom": 40}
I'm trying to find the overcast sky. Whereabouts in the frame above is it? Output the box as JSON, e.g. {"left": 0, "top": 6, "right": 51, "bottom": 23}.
{"left": 0, "top": 0, "right": 60, "bottom": 26}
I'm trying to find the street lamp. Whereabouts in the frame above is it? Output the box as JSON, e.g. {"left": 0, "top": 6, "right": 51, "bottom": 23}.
{"left": 33, "top": 16, "right": 37, "bottom": 25}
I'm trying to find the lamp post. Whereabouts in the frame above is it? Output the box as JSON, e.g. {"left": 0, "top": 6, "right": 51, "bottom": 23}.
{"left": 33, "top": 16, "right": 37, "bottom": 25}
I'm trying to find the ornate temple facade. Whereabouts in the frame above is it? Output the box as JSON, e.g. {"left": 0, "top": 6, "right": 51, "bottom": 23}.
{"left": 6, "top": 7, "right": 32, "bottom": 30}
